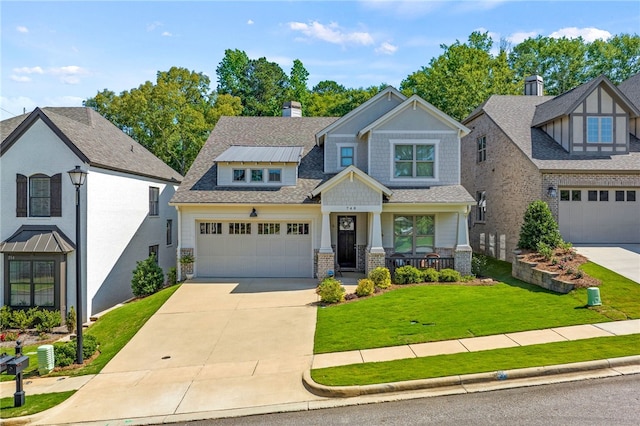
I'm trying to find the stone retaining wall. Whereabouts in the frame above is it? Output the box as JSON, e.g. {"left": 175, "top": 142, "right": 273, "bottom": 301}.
{"left": 512, "top": 255, "right": 575, "bottom": 293}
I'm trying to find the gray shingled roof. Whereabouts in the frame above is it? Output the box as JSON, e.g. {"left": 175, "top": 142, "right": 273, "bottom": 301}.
{"left": 215, "top": 146, "right": 304, "bottom": 163}
{"left": 1, "top": 107, "right": 182, "bottom": 183}
{"left": 172, "top": 115, "right": 476, "bottom": 205}
{"left": 467, "top": 94, "right": 640, "bottom": 172}
{"left": 619, "top": 73, "right": 640, "bottom": 110}
{"left": 531, "top": 77, "right": 601, "bottom": 127}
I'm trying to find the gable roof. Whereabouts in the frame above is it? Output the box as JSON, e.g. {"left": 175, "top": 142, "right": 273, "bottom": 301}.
{"left": 465, "top": 94, "right": 640, "bottom": 172}
{"left": 1, "top": 107, "right": 182, "bottom": 183}
{"left": 618, "top": 72, "right": 640, "bottom": 111}
{"left": 532, "top": 74, "right": 640, "bottom": 127}
{"left": 315, "top": 86, "right": 406, "bottom": 145}
{"left": 310, "top": 165, "right": 392, "bottom": 198}
{"left": 170, "top": 116, "right": 338, "bottom": 204}
{"left": 358, "top": 94, "right": 470, "bottom": 139}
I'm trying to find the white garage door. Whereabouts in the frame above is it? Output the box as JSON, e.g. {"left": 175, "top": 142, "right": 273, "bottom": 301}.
{"left": 196, "top": 221, "right": 312, "bottom": 277}
{"left": 559, "top": 188, "right": 640, "bottom": 244}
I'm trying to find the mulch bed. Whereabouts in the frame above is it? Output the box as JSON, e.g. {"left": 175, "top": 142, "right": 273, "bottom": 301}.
{"left": 518, "top": 249, "right": 601, "bottom": 288}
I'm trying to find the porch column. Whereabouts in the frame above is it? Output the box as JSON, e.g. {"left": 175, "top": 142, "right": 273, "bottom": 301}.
{"left": 369, "top": 210, "right": 384, "bottom": 253}
{"left": 319, "top": 210, "right": 333, "bottom": 253}
{"left": 455, "top": 208, "right": 473, "bottom": 275}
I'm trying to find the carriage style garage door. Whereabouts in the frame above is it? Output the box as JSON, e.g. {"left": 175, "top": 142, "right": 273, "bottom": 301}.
{"left": 196, "top": 221, "right": 312, "bottom": 277}
{"left": 559, "top": 188, "right": 640, "bottom": 244}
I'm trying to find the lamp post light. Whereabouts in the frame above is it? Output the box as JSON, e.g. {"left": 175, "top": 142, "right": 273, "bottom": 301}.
{"left": 67, "top": 165, "right": 87, "bottom": 365}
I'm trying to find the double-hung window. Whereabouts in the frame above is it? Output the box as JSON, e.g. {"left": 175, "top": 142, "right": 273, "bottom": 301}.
{"left": 587, "top": 117, "right": 613, "bottom": 143}
{"left": 393, "top": 215, "right": 435, "bottom": 254}
{"left": 16, "top": 173, "right": 62, "bottom": 217}
{"left": 268, "top": 169, "right": 281, "bottom": 183}
{"left": 476, "top": 191, "right": 486, "bottom": 222}
{"left": 393, "top": 143, "right": 435, "bottom": 178}
{"left": 149, "top": 187, "right": 159, "bottom": 216}
{"left": 477, "top": 136, "right": 486, "bottom": 162}
{"left": 339, "top": 146, "right": 355, "bottom": 168}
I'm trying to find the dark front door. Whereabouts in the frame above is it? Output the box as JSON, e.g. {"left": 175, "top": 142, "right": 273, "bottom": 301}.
{"left": 337, "top": 216, "right": 356, "bottom": 268}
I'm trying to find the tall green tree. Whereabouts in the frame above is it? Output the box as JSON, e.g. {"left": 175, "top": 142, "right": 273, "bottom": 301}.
{"left": 585, "top": 34, "right": 640, "bottom": 83}
{"left": 401, "top": 31, "right": 518, "bottom": 121}
{"left": 307, "top": 82, "right": 381, "bottom": 117}
{"left": 287, "top": 59, "right": 310, "bottom": 114}
{"left": 85, "top": 67, "right": 242, "bottom": 174}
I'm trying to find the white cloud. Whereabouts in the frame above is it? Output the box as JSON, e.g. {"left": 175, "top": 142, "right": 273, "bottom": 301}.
{"left": 13, "top": 66, "right": 44, "bottom": 74}
{"left": 16, "top": 26, "right": 29, "bottom": 33}
{"left": 507, "top": 31, "right": 540, "bottom": 45}
{"left": 49, "top": 66, "right": 90, "bottom": 85}
{"left": 247, "top": 19, "right": 254, "bottom": 25}
{"left": 162, "top": 31, "right": 172, "bottom": 37}
{"left": 549, "top": 27, "right": 611, "bottom": 42}
{"left": 147, "top": 21, "right": 162, "bottom": 31}
{"left": 288, "top": 21, "right": 374, "bottom": 46}
{"left": 1, "top": 95, "right": 85, "bottom": 119}
{"left": 10, "top": 75, "right": 32, "bottom": 83}
{"left": 375, "top": 42, "right": 398, "bottom": 55}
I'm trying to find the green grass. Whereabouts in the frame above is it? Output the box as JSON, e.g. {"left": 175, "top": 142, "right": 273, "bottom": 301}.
{"left": 0, "top": 391, "right": 75, "bottom": 419}
{"left": 314, "top": 259, "right": 640, "bottom": 354}
{"left": 1, "top": 284, "right": 180, "bottom": 382}
{"left": 311, "top": 334, "right": 640, "bottom": 386}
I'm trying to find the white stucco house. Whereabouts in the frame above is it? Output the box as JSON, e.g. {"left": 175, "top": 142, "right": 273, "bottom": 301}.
{"left": 1, "top": 107, "right": 182, "bottom": 321}
{"left": 170, "top": 88, "right": 475, "bottom": 281}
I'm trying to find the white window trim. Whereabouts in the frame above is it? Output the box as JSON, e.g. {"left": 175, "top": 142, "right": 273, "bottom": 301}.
{"left": 230, "top": 167, "right": 284, "bottom": 186}
{"left": 336, "top": 142, "right": 357, "bottom": 170}
{"left": 389, "top": 139, "right": 439, "bottom": 182}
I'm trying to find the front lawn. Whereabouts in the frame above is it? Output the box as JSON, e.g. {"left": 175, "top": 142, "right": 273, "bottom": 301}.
{"left": 314, "top": 259, "right": 639, "bottom": 354}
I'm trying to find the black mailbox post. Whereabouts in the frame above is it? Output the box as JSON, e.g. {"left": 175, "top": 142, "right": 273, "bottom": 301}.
{"left": 0, "top": 341, "right": 28, "bottom": 407}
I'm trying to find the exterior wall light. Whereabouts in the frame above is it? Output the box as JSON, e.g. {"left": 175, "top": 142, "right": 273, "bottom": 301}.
{"left": 250, "top": 208, "right": 258, "bottom": 217}
{"left": 547, "top": 185, "right": 557, "bottom": 198}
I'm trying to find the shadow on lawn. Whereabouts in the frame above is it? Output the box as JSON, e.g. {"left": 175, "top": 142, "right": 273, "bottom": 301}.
{"left": 484, "top": 259, "right": 557, "bottom": 294}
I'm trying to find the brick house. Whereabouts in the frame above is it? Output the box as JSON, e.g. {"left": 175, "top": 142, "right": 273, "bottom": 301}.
{"left": 170, "top": 87, "right": 475, "bottom": 280}
{"left": 461, "top": 74, "right": 640, "bottom": 262}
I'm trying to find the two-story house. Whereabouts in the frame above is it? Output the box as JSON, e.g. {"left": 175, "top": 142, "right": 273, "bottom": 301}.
{"left": 1, "top": 107, "right": 182, "bottom": 321}
{"left": 170, "top": 87, "right": 475, "bottom": 281}
{"left": 461, "top": 74, "right": 640, "bottom": 262}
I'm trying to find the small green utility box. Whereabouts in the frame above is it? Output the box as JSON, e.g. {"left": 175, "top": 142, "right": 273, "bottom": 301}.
{"left": 587, "top": 287, "right": 602, "bottom": 306}
{"left": 37, "top": 344, "right": 55, "bottom": 375}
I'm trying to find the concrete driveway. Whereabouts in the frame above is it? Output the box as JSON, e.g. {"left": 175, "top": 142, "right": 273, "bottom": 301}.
{"left": 39, "top": 279, "right": 324, "bottom": 424}
{"left": 575, "top": 244, "right": 640, "bottom": 284}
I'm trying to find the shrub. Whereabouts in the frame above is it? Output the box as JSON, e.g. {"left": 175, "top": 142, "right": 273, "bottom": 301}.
{"left": 536, "top": 241, "right": 554, "bottom": 261}
{"left": 66, "top": 306, "right": 76, "bottom": 335}
{"left": 1, "top": 331, "right": 18, "bottom": 342}
{"left": 421, "top": 268, "right": 439, "bottom": 283}
{"left": 11, "top": 309, "right": 32, "bottom": 332}
{"left": 355, "top": 279, "right": 375, "bottom": 297}
{"left": 439, "top": 268, "right": 462, "bottom": 282}
{"left": 0, "top": 306, "right": 12, "bottom": 331}
{"left": 394, "top": 265, "right": 422, "bottom": 284}
{"left": 33, "top": 309, "right": 62, "bottom": 333}
{"left": 471, "top": 253, "right": 488, "bottom": 277}
{"left": 518, "top": 200, "right": 562, "bottom": 250}
{"left": 167, "top": 267, "right": 177, "bottom": 286}
{"left": 574, "top": 270, "right": 584, "bottom": 279}
{"left": 369, "top": 267, "right": 391, "bottom": 289}
{"left": 53, "top": 334, "right": 99, "bottom": 368}
{"left": 131, "top": 254, "right": 165, "bottom": 297}
{"left": 558, "top": 240, "right": 574, "bottom": 254}
{"left": 316, "top": 277, "right": 345, "bottom": 304}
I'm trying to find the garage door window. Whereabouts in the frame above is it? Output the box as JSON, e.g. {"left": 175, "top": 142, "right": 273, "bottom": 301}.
{"left": 588, "top": 190, "right": 609, "bottom": 202}
{"left": 229, "top": 223, "right": 251, "bottom": 234}
{"left": 560, "top": 190, "right": 582, "bottom": 201}
{"left": 287, "top": 223, "right": 309, "bottom": 235}
{"left": 200, "top": 222, "right": 222, "bottom": 234}
{"left": 258, "top": 223, "right": 280, "bottom": 235}
{"left": 616, "top": 190, "right": 636, "bottom": 202}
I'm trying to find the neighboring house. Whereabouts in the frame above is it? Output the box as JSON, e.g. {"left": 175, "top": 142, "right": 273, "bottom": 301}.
{"left": 170, "top": 88, "right": 475, "bottom": 280}
{"left": 1, "top": 107, "right": 182, "bottom": 321}
{"left": 461, "top": 74, "right": 640, "bottom": 262}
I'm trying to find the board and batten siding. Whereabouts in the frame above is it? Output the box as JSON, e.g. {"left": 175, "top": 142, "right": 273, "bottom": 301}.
{"left": 216, "top": 163, "right": 297, "bottom": 186}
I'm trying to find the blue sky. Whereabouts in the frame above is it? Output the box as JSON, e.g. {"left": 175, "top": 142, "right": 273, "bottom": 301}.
{"left": 1, "top": 1, "right": 639, "bottom": 120}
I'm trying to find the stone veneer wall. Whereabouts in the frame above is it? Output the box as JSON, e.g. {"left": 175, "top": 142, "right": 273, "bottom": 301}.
{"left": 454, "top": 247, "right": 472, "bottom": 276}
{"left": 366, "top": 251, "right": 386, "bottom": 275}
{"left": 317, "top": 252, "right": 335, "bottom": 282}
{"left": 180, "top": 248, "right": 194, "bottom": 277}
{"left": 512, "top": 254, "right": 575, "bottom": 293}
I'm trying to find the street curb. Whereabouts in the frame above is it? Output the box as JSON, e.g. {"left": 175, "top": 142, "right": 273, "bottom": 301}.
{"left": 302, "top": 355, "right": 640, "bottom": 398}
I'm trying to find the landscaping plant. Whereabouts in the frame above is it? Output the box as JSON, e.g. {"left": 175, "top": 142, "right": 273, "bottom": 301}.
{"left": 471, "top": 253, "right": 488, "bottom": 277}
{"left": 355, "top": 278, "right": 375, "bottom": 297}
{"left": 369, "top": 267, "right": 391, "bottom": 289}
{"left": 518, "top": 200, "right": 562, "bottom": 250}
{"left": 66, "top": 306, "right": 76, "bottom": 335}
{"left": 394, "top": 265, "right": 422, "bottom": 284}
{"left": 421, "top": 268, "right": 439, "bottom": 282}
{"left": 438, "top": 268, "right": 462, "bottom": 282}
{"left": 131, "top": 253, "right": 165, "bottom": 297}
{"left": 53, "top": 334, "right": 99, "bottom": 367}
{"left": 316, "top": 277, "right": 345, "bottom": 304}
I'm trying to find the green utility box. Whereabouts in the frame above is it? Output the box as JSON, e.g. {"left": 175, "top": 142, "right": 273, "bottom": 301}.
{"left": 37, "top": 344, "right": 55, "bottom": 375}
{"left": 587, "top": 287, "right": 602, "bottom": 306}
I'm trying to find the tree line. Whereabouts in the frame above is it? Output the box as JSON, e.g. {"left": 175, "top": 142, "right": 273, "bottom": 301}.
{"left": 85, "top": 32, "right": 640, "bottom": 175}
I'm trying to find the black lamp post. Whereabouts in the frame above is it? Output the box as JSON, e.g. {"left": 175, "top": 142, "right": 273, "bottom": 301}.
{"left": 67, "top": 165, "right": 87, "bottom": 365}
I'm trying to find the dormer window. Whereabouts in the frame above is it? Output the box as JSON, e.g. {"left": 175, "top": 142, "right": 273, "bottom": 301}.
{"left": 251, "top": 169, "right": 263, "bottom": 182}
{"left": 337, "top": 143, "right": 357, "bottom": 169}
{"left": 233, "top": 169, "right": 246, "bottom": 182}
{"left": 268, "top": 169, "right": 281, "bottom": 182}
{"left": 587, "top": 117, "right": 613, "bottom": 143}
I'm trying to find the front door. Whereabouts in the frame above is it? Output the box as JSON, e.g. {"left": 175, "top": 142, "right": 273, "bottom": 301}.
{"left": 337, "top": 216, "right": 356, "bottom": 269}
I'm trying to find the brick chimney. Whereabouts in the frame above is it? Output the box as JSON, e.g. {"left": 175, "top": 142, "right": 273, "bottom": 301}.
{"left": 524, "top": 75, "right": 544, "bottom": 96}
{"left": 282, "top": 101, "right": 302, "bottom": 117}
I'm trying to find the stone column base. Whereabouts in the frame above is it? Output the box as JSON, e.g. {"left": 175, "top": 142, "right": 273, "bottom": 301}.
{"left": 366, "top": 251, "right": 386, "bottom": 276}
{"left": 317, "top": 252, "right": 335, "bottom": 282}
{"left": 454, "top": 246, "right": 472, "bottom": 276}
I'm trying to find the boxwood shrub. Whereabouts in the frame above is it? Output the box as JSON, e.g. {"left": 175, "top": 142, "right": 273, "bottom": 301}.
{"left": 394, "top": 265, "right": 422, "bottom": 284}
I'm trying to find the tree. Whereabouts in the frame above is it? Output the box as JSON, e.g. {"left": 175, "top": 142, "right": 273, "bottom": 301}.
{"left": 85, "top": 67, "right": 242, "bottom": 174}
{"left": 401, "top": 31, "right": 518, "bottom": 121}
{"left": 585, "top": 34, "right": 640, "bottom": 83}
{"left": 287, "top": 59, "right": 310, "bottom": 114}
{"left": 307, "top": 83, "right": 381, "bottom": 117}
{"left": 131, "top": 254, "right": 164, "bottom": 297}
{"left": 518, "top": 200, "right": 562, "bottom": 250}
